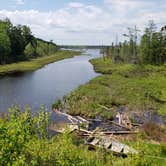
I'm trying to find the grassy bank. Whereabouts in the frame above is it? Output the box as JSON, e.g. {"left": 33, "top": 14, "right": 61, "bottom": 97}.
{"left": 61, "top": 57, "right": 166, "bottom": 165}
{"left": 0, "top": 50, "right": 80, "bottom": 75}
{"left": 64, "top": 57, "right": 166, "bottom": 120}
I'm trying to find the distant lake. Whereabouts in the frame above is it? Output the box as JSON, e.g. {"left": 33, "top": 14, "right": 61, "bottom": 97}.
{"left": 0, "top": 49, "right": 101, "bottom": 113}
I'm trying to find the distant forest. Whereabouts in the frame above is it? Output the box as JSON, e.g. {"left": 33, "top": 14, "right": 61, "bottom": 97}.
{"left": 0, "top": 18, "right": 58, "bottom": 65}
{"left": 104, "top": 21, "right": 166, "bottom": 65}
{"left": 60, "top": 45, "right": 109, "bottom": 49}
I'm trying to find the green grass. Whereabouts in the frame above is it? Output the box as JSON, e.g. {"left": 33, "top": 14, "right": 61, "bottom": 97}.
{"left": 62, "top": 57, "right": 166, "bottom": 164}
{"left": 0, "top": 50, "right": 80, "bottom": 75}
{"left": 63, "top": 57, "right": 166, "bottom": 120}
{"left": 0, "top": 108, "right": 113, "bottom": 166}
{"left": 114, "top": 140, "right": 166, "bottom": 166}
{"left": 1, "top": 108, "right": 165, "bottom": 165}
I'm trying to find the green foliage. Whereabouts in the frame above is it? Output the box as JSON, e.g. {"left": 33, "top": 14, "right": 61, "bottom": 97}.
{"left": 105, "top": 21, "right": 166, "bottom": 65}
{"left": 24, "top": 39, "right": 58, "bottom": 57}
{"left": 7, "top": 25, "right": 28, "bottom": 57}
{"left": 0, "top": 18, "right": 58, "bottom": 65}
{"left": 0, "top": 106, "right": 49, "bottom": 165}
{"left": 0, "top": 50, "right": 80, "bottom": 75}
{"left": 64, "top": 79, "right": 113, "bottom": 119}
{"left": 119, "top": 141, "right": 166, "bottom": 166}
{"left": 140, "top": 21, "right": 166, "bottom": 65}
{"left": 0, "top": 20, "right": 11, "bottom": 64}
{"left": 0, "top": 107, "right": 114, "bottom": 165}
{"left": 52, "top": 99, "right": 63, "bottom": 110}
{"left": 2, "top": 108, "right": 164, "bottom": 165}
{"left": 63, "top": 57, "right": 166, "bottom": 121}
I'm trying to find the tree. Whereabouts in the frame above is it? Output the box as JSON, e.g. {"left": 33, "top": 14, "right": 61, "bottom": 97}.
{"left": 123, "top": 26, "right": 140, "bottom": 63}
{"left": 7, "top": 25, "right": 25, "bottom": 57}
{"left": 140, "top": 21, "right": 166, "bottom": 64}
{"left": 0, "top": 20, "right": 11, "bottom": 64}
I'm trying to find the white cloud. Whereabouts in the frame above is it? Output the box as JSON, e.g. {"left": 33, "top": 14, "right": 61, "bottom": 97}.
{"left": 15, "top": 0, "right": 25, "bottom": 5}
{"left": 68, "top": 2, "right": 84, "bottom": 8}
{"left": 0, "top": 1, "right": 165, "bottom": 45}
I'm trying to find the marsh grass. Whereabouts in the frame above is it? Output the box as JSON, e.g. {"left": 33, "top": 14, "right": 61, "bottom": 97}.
{"left": 63, "top": 57, "right": 166, "bottom": 120}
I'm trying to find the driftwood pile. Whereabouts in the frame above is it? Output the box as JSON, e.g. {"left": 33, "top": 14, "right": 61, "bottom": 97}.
{"left": 50, "top": 109, "right": 140, "bottom": 155}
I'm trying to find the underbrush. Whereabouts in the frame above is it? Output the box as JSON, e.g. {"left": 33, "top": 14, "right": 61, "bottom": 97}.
{"left": 1, "top": 108, "right": 165, "bottom": 165}
{"left": 120, "top": 140, "right": 166, "bottom": 166}
{"left": 0, "top": 108, "right": 112, "bottom": 165}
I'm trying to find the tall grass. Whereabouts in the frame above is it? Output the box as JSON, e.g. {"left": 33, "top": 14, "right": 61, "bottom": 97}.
{"left": 64, "top": 57, "right": 166, "bottom": 120}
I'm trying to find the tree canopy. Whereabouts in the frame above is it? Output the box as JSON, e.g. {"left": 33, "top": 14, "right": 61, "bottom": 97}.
{"left": 0, "top": 18, "right": 58, "bottom": 64}
{"left": 105, "top": 21, "right": 166, "bottom": 65}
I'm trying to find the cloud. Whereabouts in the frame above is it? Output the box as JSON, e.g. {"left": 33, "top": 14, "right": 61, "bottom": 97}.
{"left": 15, "top": 0, "right": 25, "bottom": 5}
{"left": 68, "top": 2, "right": 84, "bottom": 8}
{"left": 0, "top": 1, "right": 165, "bottom": 45}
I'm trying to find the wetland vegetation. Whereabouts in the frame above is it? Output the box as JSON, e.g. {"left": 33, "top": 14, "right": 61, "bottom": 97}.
{"left": 0, "top": 16, "right": 166, "bottom": 166}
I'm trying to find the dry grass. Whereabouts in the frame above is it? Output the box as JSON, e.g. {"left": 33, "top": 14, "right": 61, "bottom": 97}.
{"left": 143, "top": 122, "right": 166, "bottom": 142}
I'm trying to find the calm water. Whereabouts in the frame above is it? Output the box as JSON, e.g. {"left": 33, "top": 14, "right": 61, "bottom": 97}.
{"left": 0, "top": 49, "right": 101, "bottom": 113}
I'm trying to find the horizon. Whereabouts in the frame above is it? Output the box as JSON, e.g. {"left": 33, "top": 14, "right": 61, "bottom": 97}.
{"left": 0, "top": 0, "right": 166, "bottom": 45}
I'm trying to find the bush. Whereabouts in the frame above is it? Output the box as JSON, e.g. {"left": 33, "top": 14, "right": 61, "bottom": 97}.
{"left": 0, "top": 107, "right": 113, "bottom": 165}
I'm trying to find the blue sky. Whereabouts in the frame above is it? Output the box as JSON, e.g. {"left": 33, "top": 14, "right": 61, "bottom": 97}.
{"left": 0, "top": 0, "right": 103, "bottom": 11}
{"left": 0, "top": 0, "right": 166, "bottom": 45}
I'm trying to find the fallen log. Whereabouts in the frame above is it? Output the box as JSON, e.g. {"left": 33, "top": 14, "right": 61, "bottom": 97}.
{"left": 53, "top": 109, "right": 89, "bottom": 125}
{"left": 77, "top": 129, "right": 139, "bottom": 136}
{"left": 86, "top": 136, "right": 138, "bottom": 155}
{"left": 76, "top": 116, "right": 89, "bottom": 123}
{"left": 110, "top": 121, "right": 132, "bottom": 130}
{"left": 131, "top": 122, "right": 142, "bottom": 126}
{"left": 87, "top": 119, "right": 102, "bottom": 122}
{"left": 53, "top": 109, "right": 78, "bottom": 123}
{"left": 102, "top": 130, "right": 139, "bottom": 134}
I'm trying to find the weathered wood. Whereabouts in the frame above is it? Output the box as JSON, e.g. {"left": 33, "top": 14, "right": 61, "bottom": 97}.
{"left": 76, "top": 116, "right": 89, "bottom": 123}
{"left": 86, "top": 136, "right": 138, "bottom": 155}
{"left": 53, "top": 109, "right": 78, "bottom": 124}
{"left": 51, "top": 110, "right": 139, "bottom": 155}
{"left": 115, "top": 112, "right": 132, "bottom": 129}
{"left": 74, "top": 125, "right": 138, "bottom": 136}
{"left": 131, "top": 123, "right": 142, "bottom": 126}
{"left": 110, "top": 121, "right": 132, "bottom": 130}
{"left": 87, "top": 119, "right": 102, "bottom": 122}
{"left": 102, "top": 130, "right": 139, "bottom": 134}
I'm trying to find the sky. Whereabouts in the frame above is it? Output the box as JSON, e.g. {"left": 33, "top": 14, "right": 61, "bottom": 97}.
{"left": 0, "top": 0, "right": 166, "bottom": 45}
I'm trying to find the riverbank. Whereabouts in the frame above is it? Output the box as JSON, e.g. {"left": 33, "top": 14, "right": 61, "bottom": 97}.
{"left": 60, "top": 57, "right": 166, "bottom": 165}
{"left": 0, "top": 50, "right": 80, "bottom": 75}
{"left": 65, "top": 57, "right": 166, "bottom": 119}
{"left": 62, "top": 57, "right": 166, "bottom": 142}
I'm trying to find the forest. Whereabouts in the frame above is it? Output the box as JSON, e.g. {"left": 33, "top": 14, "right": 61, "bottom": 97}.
{"left": 104, "top": 21, "right": 166, "bottom": 65}
{"left": 0, "top": 18, "right": 58, "bottom": 65}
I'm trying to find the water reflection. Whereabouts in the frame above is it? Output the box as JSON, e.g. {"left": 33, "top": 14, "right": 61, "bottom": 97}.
{"left": 0, "top": 49, "right": 101, "bottom": 112}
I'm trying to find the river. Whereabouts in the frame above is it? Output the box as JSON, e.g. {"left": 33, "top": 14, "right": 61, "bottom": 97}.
{"left": 0, "top": 49, "right": 101, "bottom": 113}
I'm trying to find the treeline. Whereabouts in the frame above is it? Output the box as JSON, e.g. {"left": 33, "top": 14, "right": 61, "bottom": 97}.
{"left": 0, "top": 18, "right": 58, "bottom": 64}
{"left": 60, "top": 45, "right": 109, "bottom": 49}
{"left": 104, "top": 21, "right": 166, "bottom": 65}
